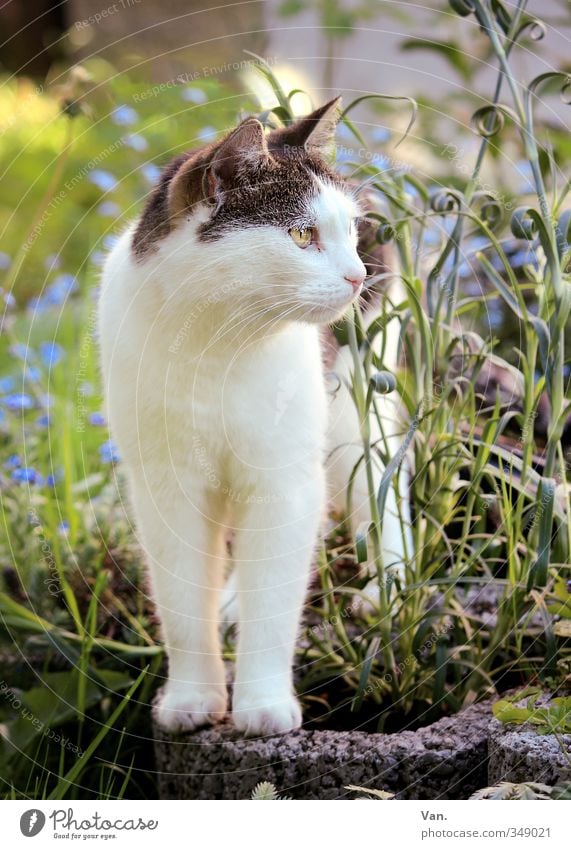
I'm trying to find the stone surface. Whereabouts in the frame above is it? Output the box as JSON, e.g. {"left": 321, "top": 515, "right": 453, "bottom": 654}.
{"left": 488, "top": 718, "right": 571, "bottom": 786}
{"left": 153, "top": 702, "right": 491, "bottom": 800}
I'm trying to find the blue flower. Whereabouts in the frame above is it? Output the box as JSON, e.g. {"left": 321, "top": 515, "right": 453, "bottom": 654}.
{"left": 197, "top": 126, "right": 217, "bottom": 143}
{"left": 372, "top": 153, "right": 391, "bottom": 172}
{"left": 463, "top": 279, "right": 484, "bottom": 297}
{"left": 78, "top": 381, "right": 94, "bottom": 397}
{"left": 422, "top": 229, "right": 441, "bottom": 247}
{"left": 37, "top": 414, "right": 51, "bottom": 428}
{"left": 3, "top": 393, "right": 34, "bottom": 411}
{"left": 112, "top": 105, "right": 138, "bottom": 126}
{"left": 0, "top": 376, "right": 15, "bottom": 393}
{"left": 4, "top": 454, "right": 21, "bottom": 470}
{"left": 97, "top": 201, "right": 120, "bottom": 217}
{"left": 141, "top": 164, "right": 161, "bottom": 185}
{"left": 57, "top": 521, "right": 70, "bottom": 535}
{"left": 457, "top": 261, "right": 471, "bottom": 278}
{"left": 491, "top": 254, "right": 507, "bottom": 272}
{"left": 27, "top": 295, "right": 49, "bottom": 315}
{"left": 46, "top": 470, "right": 62, "bottom": 486}
{"left": 336, "top": 148, "right": 355, "bottom": 164}
{"left": 24, "top": 366, "right": 41, "bottom": 383}
{"left": 89, "top": 411, "right": 106, "bottom": 426}
{"left": 0, "top": 251, "right": 11, "bottom": 269}
{"left": 45, "top": 274, "right": 78, "bottom": 305}
{"left": 124, "top": 133, "right": 148, "bottom": 151}
{"left": 510, "top": 249, "right": 538, "bottom": 269}
{"left": 90, "top": 250, "right": 106, "bottom": 267}
{"left": 39, "top": 342, "right": 64, "bottom": 368}
{"left": 2, "top": 289, "right": 16, "bottom": 309}
{"left": 11, "top": 467, "right": 40, "bottom": 484}
{"left": 8, "top": 343, "right": 29, "bottom": 361}
{"left": 466, "top": 235, "right": 491, "bottom": 254}
{"left": 103, "top": 234, "right": 120, "bottom": 250}
{"left": 371, "top": 127, "right": 391, "bottom": 144}
{"left": 336, "top": 123, "right": 353, "bottom": 142}
{"left": 182, "top": 87, "right": 207, "bottom": 104}
{"left": 99, "top": 439, "right": 121, "bottom": 463}
{"left": 89, "top": 170, "right": 118, "bottom": 191}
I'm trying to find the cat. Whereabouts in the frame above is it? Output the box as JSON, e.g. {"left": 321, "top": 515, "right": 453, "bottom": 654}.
{"left": 98, "top": 98, "right": 410, "bottom": 737}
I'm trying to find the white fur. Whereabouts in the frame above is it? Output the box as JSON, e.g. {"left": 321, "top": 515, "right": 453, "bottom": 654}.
{"left": 98, "top": 175, "right": 407, "bottom": 736}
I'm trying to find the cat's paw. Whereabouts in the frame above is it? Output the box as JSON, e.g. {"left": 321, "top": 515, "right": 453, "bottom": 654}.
{"left": 232, "top": 691, "right": 302, "bottom": 737}
{"left": 153, "top": 686, "right": 228, "bottom": 733}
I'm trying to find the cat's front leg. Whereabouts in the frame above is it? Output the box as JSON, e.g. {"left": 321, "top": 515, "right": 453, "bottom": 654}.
{"left": 231, "top": 469, "right": 324, "bottom": 736}
{"left": 128, "top": 471, "right": 228, "bottom": 732}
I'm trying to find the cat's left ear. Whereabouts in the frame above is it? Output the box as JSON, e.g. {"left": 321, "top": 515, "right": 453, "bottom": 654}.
{"left": 269, "top": 97, "right": 342, "bottom": 155}
{"left": 206, "top": 118, "right": 269, "bottom": 201}
{"left": 168, "top": 118, "right": 269, "bottom": 219}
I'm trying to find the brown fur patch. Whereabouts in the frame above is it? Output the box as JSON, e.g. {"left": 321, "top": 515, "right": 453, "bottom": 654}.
{"left": 132, "top": 145, "right": 214, "bottom": 259}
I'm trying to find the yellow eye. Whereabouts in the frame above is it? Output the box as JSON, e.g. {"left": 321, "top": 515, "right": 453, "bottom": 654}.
{"left": 289, "top": 226, "right": 313, "bottom": 248}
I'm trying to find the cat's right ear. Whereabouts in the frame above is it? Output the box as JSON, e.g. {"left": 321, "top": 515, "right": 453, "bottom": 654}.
{"left": 269, "top": 97, "right": 342, "bottom": 156}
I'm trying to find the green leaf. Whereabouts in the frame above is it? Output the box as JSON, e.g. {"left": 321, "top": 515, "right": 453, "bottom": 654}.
{"left": 377, "top": 405, "right": 419, "bottom": 519}
{"left": 352, "top": 636, "right": 380, "bottom": 712}
{"left": 0, "top": 667, "right": 135, "bottom": 764}
{"left": 0, "top": 672, "right": 99, "bottom": 761}
{"left": 245, "top": 51, "right": 293, "bottom": 119}
{"left": 527, "top": 478, "right": 556, "bottom": 590}
{"left": 492, "top": 700, "right": 532, "bottom": 724}
{"left": 278, "top": 0, "right": 304, "bottom": 17}
{"left": 321, "top": 0, "right": 354, "bottom": 35}
{"left": 355, "top": 521, "right": 372, "bottom": 563}
{"left": 341, "top": 94, "right": 417, "bottom": 149}
{"left": 401, "top": 39, "right": 473, "bottom": 81}
{"left": 551, "top": 783, "right": 571, "bottom": 800}
{"left": 548, "top": 578, "right": 571, "bottom": 619}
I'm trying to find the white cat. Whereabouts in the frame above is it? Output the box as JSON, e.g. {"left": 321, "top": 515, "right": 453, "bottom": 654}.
{"left": 98, "top": 99, "right": 409, "bottom": 737}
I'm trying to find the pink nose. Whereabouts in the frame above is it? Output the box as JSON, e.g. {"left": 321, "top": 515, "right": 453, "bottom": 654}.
{"left": 344, "top": 272, "right": 365, "bottom": 292}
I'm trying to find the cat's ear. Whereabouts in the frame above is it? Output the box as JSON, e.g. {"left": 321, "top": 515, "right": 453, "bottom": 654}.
{"left": 270, "top": 97, "right": 342, "bottom": 155}
{"left": 168, "top": 119, "right": 269, "bottom": 218}
{"left": 206, "top": 118, "right": 269, "bottom": 200}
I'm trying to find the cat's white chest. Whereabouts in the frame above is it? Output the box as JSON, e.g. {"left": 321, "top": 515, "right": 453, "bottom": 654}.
{"left": 102, "top": 290, "right": 326, "bottom": 489}
{"left": 161, "top": 323, "right": 327, "bottom": 471}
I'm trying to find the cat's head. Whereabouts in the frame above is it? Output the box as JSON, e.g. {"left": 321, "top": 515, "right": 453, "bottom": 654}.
{"left": 133, "top": 98, "right": 366, "bottom": 324}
